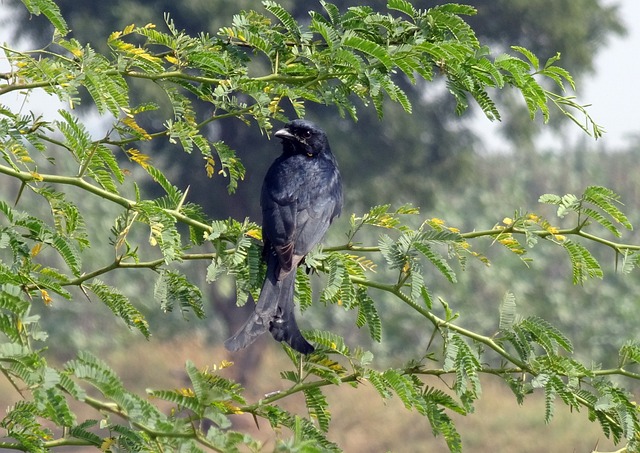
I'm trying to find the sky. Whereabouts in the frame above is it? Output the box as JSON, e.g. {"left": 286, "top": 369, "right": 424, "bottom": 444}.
{"left": 579, "top": 0, "right": 640, "bottom": 148}
{"left": 0, "top": 1, "right": 639, "bottom": 149}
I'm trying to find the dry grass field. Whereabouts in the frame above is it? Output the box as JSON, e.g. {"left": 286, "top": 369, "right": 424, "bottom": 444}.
{"left": 0, "top": 333, "right": 623, "bottom": 452}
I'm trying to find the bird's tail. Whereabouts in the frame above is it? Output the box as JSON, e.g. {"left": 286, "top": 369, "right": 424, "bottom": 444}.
{"left": 267, "top": 269, "right": 315, "bottom": 354}
{"left": 224, "top": 254, "right": 314, "bottom": 354}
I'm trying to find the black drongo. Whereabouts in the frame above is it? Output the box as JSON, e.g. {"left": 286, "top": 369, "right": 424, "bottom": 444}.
{"left": 224, "top": 120, "right": 343, "bottom": 354}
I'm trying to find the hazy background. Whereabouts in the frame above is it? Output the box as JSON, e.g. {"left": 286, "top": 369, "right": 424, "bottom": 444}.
{"left": 1, "top": 1, "right": 639, "bottom": 451}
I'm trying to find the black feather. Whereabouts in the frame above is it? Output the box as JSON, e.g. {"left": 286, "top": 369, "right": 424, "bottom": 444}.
{"left": 225, "top": 120, "right": 343, "bottom": 354}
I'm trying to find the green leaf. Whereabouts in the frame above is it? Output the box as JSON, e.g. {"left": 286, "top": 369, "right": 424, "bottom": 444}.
{"left": 264, "top": 406, "right": 341, "bottom": 452}
{"left": 68, "top": 420, "right": 102, "bottom": 447}
{"left": 263, "top": 1, "right": 301, "bottom": 40}
{"left": 303, "top": 355, "right": 347, "bottom": 386}
{"left": 0, "top": 287, "right": 29, "bottom": 316}
{"left": 144, "top": 165, "right": 181, "bottom": 204}
{"left": 355, "top": 288, "right": 381, "bottom": 342}
{"left": 213, "top": 141, "right": 246, "bottom": 194}
{"left": 579, "top": 206, "right": 621, "bottom": 237}
{"left": 519, "top": 316, "right": 573, "bottom": 354}
{"left": 21, "top": 0, "right": 69, "bottom": 35}
{"left": 90, "top": 168, "right": 120, "bottom": 194}
{"left": 383, "top": 78, "right": 412, "bottom": 113}
{"left": 320, "top": 0, "right": 341, "bottom": 26}
{"left": 542, "top": 65, "right": 575, "bottom": 91}
{"left": 414, "top": 241, "right": 457, "bottom": 283}
{"left": 303, "top": 387, "right": 331, "bottom": 432}
{"left": 135, "top": 201, "right": 182, "bottom": 263}
{"left": 583, "top": 186, "right": 632, "bottom": 231}
{"left": 367, "top": 369, "right": 392, "bottom": 400}
{"left": 342, "top": 31, "right": 393, "bottom": 69}
{"left": 147, "top": 389, "right": 202, "bottom": 414}
{"left": 422, "top": 387, "right": 463, "bottom": 452}
{"left": 563, "top": 239, "right": 603, "bottom": 284}
{"left": 50, "top": 234, "right": 82, "bottom": 277}
{"left": 538, "top": 193, "right": 562, "bottom": 205}
{"left": 154, "top": 270, "right": 205, "bottom": 319}
{"left": 66, "top": 351, "right": 124, "bottom": 397}
{"left": 309, "top": 15, "right": 339, "bottom": 50}
{"left": 381, "top": 369, "right": 414, "bottom": 409}
{"left": 57, "top": 372, "right": 87, "bottom": 401}
{"left": 86, "top": 280, "right": 150, "bottom": 338}
{"left": 1, "top": 401, "right": 50, "bottom": 452}
{"left": 14, "top": 214, "right": 82, "bottom": 276}
{"left": 321, "top": 253, "right": 347, "bottom": 302}
{"left": 498, "top": 291, "right": 517, "bottom": 330}
{"left": 295, "top": 267, "right": 313, "bottom": 311}
{"left": 33, "top": 386, "right": 76, "bottom": 427}
{"left": 443, "top": 332, "right": 481, "bottom": 401}
{"left": 511, "top": 45, "right": 539, "bottom": 70}
{"left": 307, "top": 330, "right": 350, "bottom": 356}
{"left": 186, "top": 51, "right": 228, "bottom": 76}
{"left": 387, "top": 0, "right": 416, "bottom": 17}
{"left": 556, "top": 193, "right": 580, "bottom": 218}
{"left": 543, "top": 374, "right": 558, "bottom": 423}
{"left": 618, "top": 341, "right": 640, "bottom": 368}
{"left": 56, "top": 110, "right": 92, "bottom": 161}
{"left": 82, "top": 52, "right": 129, "bottom": 117}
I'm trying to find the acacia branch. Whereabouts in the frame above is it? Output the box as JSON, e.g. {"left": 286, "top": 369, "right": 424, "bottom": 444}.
{"left": 350, "top": 276, "right": 529, "bottom": 370}
{"left": 21, "top": 253, "right": 216, "bottom": 293}
{"left": 240, "top": 373, "right": 360, "bottom": 414}
{"left": 593, "top": 367, "right": 640, "bottom": 380}
{"left": 325, "top": 223, "right": 640, "bottom": 256}
{"left": 0, "top": 439, "right": 93, "bottom": 451}
{"left": 82, "top": 395, "right": 224, "bottom": 452}
{"left": 99, "top": 105, "right": 256, "bottom": 147}
{"left": 0, "top": 164, "right": 212, "bottom": 234}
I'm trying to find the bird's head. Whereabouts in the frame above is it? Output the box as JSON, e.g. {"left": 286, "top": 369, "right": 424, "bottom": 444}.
{"left": 274, "top": 119, "right": 329, "bottom": 157}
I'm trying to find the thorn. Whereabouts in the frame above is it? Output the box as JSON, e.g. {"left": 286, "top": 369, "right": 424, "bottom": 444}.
{"left": 14, "top": 181, "right": 26, "bottom": 206}
{"left": 176, "top": 185, "right": 190, "bottom": 212}
{"left": 251, "top": 412, "right": 261, "bottom": 430}
{"left": 79, "top": 284, "right": 92, "bottom": 303}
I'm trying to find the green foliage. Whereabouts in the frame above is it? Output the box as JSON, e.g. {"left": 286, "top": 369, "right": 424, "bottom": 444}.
{"left": 0, "top": 0, "right": 636, "bottom": 452}
{"left": 154, "top": 269, "right": 205, "bottom": 318}
{"left": 87, "top": 280, "right": 151, "bottom": 337}
{"left": 20, "top": 0, "right": 68, "bottom": 35}
{"left": 205, "top": 218, "right": 263, "bottom": 307}
{"left": 540, "top": 185, "right": 632, "bottom": 236}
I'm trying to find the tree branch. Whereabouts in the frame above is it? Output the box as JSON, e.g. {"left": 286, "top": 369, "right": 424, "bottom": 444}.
{"left": 0, "top": 164, "right": 212, "bottom": 234}
{"left": 82, "top": 395, "right": 225, "bottom": 452}
{"left": 0, "top": 438, "right": 94, "bottom": 451}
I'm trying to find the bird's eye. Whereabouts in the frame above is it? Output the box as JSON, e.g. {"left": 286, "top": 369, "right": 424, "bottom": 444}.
{"left": 302, "top": 130, "right": 312, "bottom": 139}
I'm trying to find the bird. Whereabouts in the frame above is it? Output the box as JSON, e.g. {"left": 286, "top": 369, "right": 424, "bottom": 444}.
{"left": 224, "top": 119, "right": 343, "bottom": 354}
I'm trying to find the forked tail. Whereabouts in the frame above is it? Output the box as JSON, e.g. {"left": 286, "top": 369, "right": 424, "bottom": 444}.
{"left": 224, "top": 253, "right": 314, "bottom": 354}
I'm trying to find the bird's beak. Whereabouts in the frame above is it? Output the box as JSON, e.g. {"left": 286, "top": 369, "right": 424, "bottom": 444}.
{"left": 274, "top": 128, "right": 295, "bottom": 140}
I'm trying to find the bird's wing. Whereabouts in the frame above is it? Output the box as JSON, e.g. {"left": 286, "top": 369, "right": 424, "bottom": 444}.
{"left": 293, "top": 166, "right": 342, "bottom": 256}
{"left": 293, "top": 195, "right": 335, "bottom": 256}
{"left": 262, "top": 179, "right": 300, "bottom": 275}
{"left": 262, "top": 155, "right": 341, "bottom": 277}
